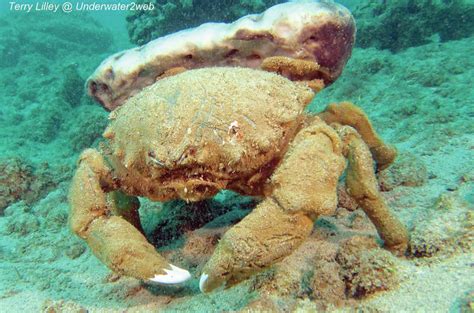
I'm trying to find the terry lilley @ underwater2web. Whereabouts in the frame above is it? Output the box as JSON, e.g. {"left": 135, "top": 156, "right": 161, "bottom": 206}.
{"left": 75, "top": 1, "right": 155, "bottom": 12}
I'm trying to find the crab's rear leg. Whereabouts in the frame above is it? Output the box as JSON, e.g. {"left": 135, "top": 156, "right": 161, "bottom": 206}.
{"left": 199, "top": 120, "right": 346, "bottom": 293}
{"left": 68, "top": 149, "right": 191, "bottom": 284}
{"left": 318, "top": 102, "right": 397, "bottom": 170}
{"left": 337, "top": 126, "right": 409, "bottom": 255}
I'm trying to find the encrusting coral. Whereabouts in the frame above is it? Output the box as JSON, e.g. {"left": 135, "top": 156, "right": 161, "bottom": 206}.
{"left": 69, "top": 0, "right": 408, "bottom": 296}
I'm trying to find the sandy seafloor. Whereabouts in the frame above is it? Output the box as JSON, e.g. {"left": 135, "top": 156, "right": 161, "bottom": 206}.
{"left": 0, "top": 6, "right": 473, "bottom": 313}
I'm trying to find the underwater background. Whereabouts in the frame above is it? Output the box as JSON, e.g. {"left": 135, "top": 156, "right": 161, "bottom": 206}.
{"left": 0, "top": 0, "right": 473, "bottom": 312}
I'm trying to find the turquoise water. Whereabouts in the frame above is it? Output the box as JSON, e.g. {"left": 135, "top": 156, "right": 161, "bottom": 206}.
{"left": 0, "top": 1, "right": 473, "bottom": 312}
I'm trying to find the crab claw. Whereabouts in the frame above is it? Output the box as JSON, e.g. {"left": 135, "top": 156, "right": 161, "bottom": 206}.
{"left": 198, "top": 197, "right": 315, "bottom": 293}
{"left": 148, "top": 264, "right": 191, "bottom": 284}
{"left": 198, "top": 241, "right": 235, "bottom": 293}
{"left": 199, "top": 272, "right": 209, "bottom": 292}
{"left": 199, "top": 271, "right": 228, "bottom": 293}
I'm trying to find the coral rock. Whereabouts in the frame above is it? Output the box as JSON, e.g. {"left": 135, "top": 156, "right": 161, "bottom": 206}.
{"left": 0, "top": 157, "right": 55, "bottom": 215}
{"left": 0, "top": 158, "right": 34, "bottom": 214}
{"left": 310, "top": 261, "right": 345, "bottom": 308}
{"left": 336, "top": 236, "right": 398, "bottom": 298}
{"left": 408, "top": 190, "right": 473, "bottom": 258}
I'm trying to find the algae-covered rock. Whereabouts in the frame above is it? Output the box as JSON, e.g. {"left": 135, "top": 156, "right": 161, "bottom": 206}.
{"left": 408, "top": 188, "right": 473, "bottom": 257}
{"left": 180, "top": 227, "right": 223, "bottom": 267}
{"left": 354, "top": 0, "right": 474, "bottom": 52}
{"left": 0, "top": 11, "right": 113, "bottom": 169}
{"left": 434, "top": 192, "right": 460, "bottom": 211}
{"left": 65, "top": 105, "right": 108, "bottom": 152}
{"left": 0, "top": 13, "right": 112, "bottom": 58}
{"left": 61, "top": 64, "right": 85, "bottom": 108}
{"left": 337, "top": 183, "right": 359, "bottom": 211}
{"left": 254, "top": 239, "right": 336, "bottom": 299}
{"left": 5, "top": 212, "right": 40, "bottom": 236}
{"left": 310, "top": 254, "right": 346, "bottom": 308}
{"left": 126, "top": 0, "right": 285, "bottom": 45}
{"left": 408, "top": 228, "right": 443, "bottom": 257}
{"left": 336, "top": 236, "right": 398, "bottom": 298}
{"left": 0, "top": 157, "right": 56, "bottom": 215}
{"left": 25, "top": 103, "right": 64, "bottom": 144}
{"left": 65, "top": 241, "right": 86, "bottom": 260}
{"left": 248, "top": 235, "right": 399, "bottom": 308}
{"left": 0, "top": 158, "right": 34, "bottom": 214}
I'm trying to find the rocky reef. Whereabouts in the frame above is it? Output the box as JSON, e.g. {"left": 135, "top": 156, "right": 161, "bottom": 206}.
{"left": 0, "top": 11, "right": 112, "bottom": 203}
{"left": 126, "top": 0, "right": 474, "bottom": 53}
{"left": 353, "top": 0, "right": 474, "bottom": 51}
{"left": 0, "top": 12, "right": 112, "bottom": 69}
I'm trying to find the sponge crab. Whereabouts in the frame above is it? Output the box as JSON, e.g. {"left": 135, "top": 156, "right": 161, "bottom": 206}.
{"left": 69, "top": 1, "right": 408, "bottom": 293}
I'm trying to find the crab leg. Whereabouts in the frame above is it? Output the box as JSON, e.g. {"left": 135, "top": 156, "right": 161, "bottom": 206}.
{"left": 318, "top": 102, "right": 397, "bottom": 170}
{"left": 337, "top": 126, "right": 409, "bottom": 255}
{"left": 68, "top": 149, "right": 191, "bottom": 284}
{"left": 199, "top": 120, "right": 346, "bottom": 293}
{"left": 260, "top": 56, "right": 326, "bottom": 92}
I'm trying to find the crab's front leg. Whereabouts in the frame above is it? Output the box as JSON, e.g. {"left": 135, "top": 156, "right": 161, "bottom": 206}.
{"left": 68, "top": 149, "right": 191, "bottom": 284}
{"left": 199, "top": 120, "right": 346, "bottom": 293}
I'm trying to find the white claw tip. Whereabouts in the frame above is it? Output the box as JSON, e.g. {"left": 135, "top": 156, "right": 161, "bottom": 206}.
{"left": 199, "top": 272, "right": 209, "bottom": 293}
{"left": 149, "top": 264, "right": 191, "bottom": 284}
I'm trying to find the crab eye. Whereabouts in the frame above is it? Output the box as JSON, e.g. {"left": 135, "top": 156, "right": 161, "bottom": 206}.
{"left": 148, "top": 151, "right": 166, "bottom": 168}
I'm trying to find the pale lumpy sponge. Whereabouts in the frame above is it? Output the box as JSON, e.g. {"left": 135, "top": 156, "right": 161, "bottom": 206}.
{"left": 87, "top": 0, "right": 355, "bottom": 110}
